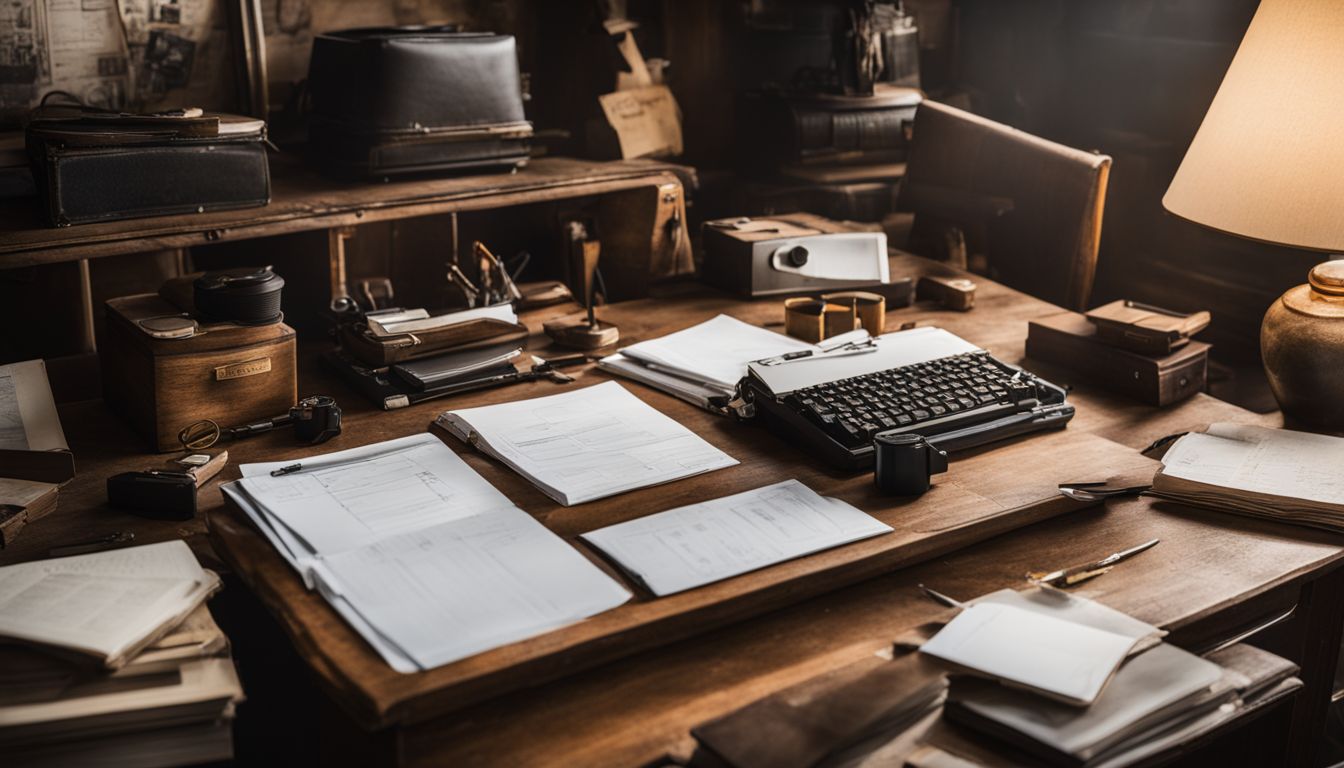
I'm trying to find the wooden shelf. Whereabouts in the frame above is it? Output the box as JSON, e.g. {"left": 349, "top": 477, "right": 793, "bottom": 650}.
{"left": 0, "top": 155, "right": 692, "bottom": 268}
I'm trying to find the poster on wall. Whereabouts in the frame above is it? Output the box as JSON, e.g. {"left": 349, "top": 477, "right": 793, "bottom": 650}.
{"left": 0, "top": 0, "right": 231, "bottom": 116}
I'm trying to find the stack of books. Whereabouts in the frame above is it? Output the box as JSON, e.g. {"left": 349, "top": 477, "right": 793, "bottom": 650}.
{"left": 0, "top": 541, "right": 242, "bottom": 767}
{"left": 919, "top": 588, "right": 1300, "bottom": 767}
{"left": 1151, "top": 422, "right": 1344, "bottom": 533}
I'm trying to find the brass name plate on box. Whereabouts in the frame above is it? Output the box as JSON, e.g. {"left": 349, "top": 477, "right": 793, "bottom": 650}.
{"left": 216, "top": 358, "right": 272, "bottom": 381}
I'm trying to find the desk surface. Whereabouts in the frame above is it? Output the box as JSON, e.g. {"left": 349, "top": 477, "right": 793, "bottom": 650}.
{"left": 9, "top": 252, "right": 1339, "bottom": 767}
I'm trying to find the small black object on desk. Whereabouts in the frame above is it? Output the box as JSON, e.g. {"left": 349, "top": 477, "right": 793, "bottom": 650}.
{"left": 873, "top": 433, "right": 947, "bottom": 496}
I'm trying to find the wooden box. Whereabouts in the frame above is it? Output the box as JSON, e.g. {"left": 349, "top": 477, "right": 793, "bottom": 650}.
{"left": 103, "top": 294, "right": 297, "bottom": 451}
{"left": 1026, "top": 310, "right": 1208, "bottom": 406}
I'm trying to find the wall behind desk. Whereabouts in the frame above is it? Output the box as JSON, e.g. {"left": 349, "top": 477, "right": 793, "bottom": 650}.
{"left": 0, "top": 0, "right": 519, "bottom": 121}
{"left": 948, "top": 0, "right": 1322, "bottom": 365}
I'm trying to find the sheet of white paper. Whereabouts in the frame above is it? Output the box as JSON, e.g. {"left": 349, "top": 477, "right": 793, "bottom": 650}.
{"left": 597, "top": 353, "right": 726, "bottom": 409}
{"left": 237, "top": 434, "right": 518, "bottom": 557}
{"left": 957, "top": 643, "right": 1223, "bottom": 756}
{"left": 0, "top": 359, "right": 67, "bottom": 452}
{"left": 920, "top": 602, "right": 1140, "bottom": 705}
{"left": 581, "top": 479, "right": 891, "bottom": 595}
{"left": 315, "top": 507, "right": 631, "bottom": 670}
{"left": 619, "top": 314, "right": 815, "bottom": 391}
{"left": 971, "top": 588, "right": 1165, "bottom": 652}
{"left": 368, "top": 303, "right": 516, "bottom": 338}
{"left": 1161, "top": 423, "right": 1344, "bottom": 506}
{"left": 437, "top": 381, "right": 738, "bottom": 505}
{"left": 748, "top": 327, "right": 982, "bottom": 396}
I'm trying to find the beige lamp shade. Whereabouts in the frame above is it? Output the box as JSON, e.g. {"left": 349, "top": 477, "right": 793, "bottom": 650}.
{"left": 1164, "top": 0, "right": 1344, "bottom": 252}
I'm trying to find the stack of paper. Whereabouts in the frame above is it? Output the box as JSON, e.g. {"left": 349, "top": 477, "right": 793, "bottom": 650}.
{"left": 921, "top": 588, "right": 1255, "bottom": 768}
{"left": 436, "top": 381, "right": 738, "bottom": 505}
{"left": 0, "top": 544, "right": 241, "bottom": 767}
{"left": 919, "top": 601, "right": 1142, "bottom": 707}
{"left": 0, "top": 541, "right": 220, "bottom": 669}
{"left": 1152, "top": 422, "right": 1344, "bottom": 533}
{"left": 598, "top": 314, "right": 819, "bottom": 408}
{"left": 222, "top": 433, "right": 632, "bottom": 672}
{"left": 0, "top": 477, "right": 59, "bottom": 548}
{"left": 582, "top": 479, "right": 892, "bottom": 595}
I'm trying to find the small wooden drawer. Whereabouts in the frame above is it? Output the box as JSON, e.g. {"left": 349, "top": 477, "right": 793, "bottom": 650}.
{"left": 102, "top": 294, "right": 297, "bottom": 452}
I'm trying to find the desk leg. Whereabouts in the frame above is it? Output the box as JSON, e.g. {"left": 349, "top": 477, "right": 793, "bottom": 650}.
{"left": 1287, "top": 565, "right": 1344, "bottom": 767}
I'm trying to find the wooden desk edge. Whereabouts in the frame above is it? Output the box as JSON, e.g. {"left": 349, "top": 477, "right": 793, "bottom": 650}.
{"left": 207, "top": 482, "right": 1101, "bottom": 730}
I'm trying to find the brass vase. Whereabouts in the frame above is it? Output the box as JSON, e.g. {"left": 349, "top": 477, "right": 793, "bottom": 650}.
{"left": 1262, "top": 260, "right": 1344, "bottom": 429}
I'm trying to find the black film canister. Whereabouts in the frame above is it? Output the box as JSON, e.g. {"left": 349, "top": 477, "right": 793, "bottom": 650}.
{"left": 873, "top": 433, "right": 949, "bottom": 496}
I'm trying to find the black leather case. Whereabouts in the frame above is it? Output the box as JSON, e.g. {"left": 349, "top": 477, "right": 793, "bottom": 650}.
{"left": 307, "top": 27, "right": 533, "bottom": 178}
{"left": 27, "top": 114, "right": 270, "bottom": 228}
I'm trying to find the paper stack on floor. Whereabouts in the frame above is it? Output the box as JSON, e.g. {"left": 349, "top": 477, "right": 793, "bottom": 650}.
{"left": 436, "top": 381, "right": 738, "bottom": 505}
{"left": 0, "top": 542, "right": 241, "bottom": 768}
{"left": 222, "top": 433, "right": 631, "bottom": 672}
{"left": 1151, "top": 422, "right": 1344, "bottom": 533}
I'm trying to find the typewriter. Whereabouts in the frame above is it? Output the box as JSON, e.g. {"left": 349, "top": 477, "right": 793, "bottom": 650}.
{"left": 736, "top": 327, "right": 1075, "bottom": 471}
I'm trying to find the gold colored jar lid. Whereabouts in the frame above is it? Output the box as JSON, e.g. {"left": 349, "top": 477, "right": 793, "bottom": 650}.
{"left": 1309, "top": 259, "right": 1344, "bottom": 297}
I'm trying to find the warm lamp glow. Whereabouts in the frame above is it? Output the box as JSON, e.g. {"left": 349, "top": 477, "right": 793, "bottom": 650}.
{"left": 1163, "top": 0, "right": 1344, "bottom": 252}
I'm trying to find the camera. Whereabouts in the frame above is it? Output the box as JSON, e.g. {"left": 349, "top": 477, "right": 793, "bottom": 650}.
{"left": 289, "top": 395, "right": 343, "bottom": 445}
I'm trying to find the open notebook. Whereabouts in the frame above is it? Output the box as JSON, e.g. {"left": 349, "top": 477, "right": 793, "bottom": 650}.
{"left": 0, "top": 541, "right": 219, "bottom": 670}
{"left": 1152, "top": 422, "right": 1344, "bottom": 533}
{"left": 598, "top": 314, "right": 868, "bottom": 411}
{"left": 222, "top": 433, "right": 631, "bottom": 672}
{"left": 436, "top": 381, "right": 738, "bottom": 505}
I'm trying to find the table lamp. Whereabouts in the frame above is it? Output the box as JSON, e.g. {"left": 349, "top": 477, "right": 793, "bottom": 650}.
{"left": 1163, "top": 0, "right": 1344, "bottom": 429}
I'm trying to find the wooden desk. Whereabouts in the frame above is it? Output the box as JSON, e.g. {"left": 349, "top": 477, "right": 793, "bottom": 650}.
{"left": 11, "top": 253, "right": 1340, "bottom": 767}
{"left": 0, "top": 156, "right": 689, "bottom": 268}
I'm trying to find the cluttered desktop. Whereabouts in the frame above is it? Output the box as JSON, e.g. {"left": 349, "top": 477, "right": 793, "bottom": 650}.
{"left": 3, "top": 3, "right": 1344, "bottom": 768}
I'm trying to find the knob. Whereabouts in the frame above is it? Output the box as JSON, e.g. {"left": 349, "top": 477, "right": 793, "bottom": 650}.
{"left": 786, "top": 245, "right": 809, "bottom": 267}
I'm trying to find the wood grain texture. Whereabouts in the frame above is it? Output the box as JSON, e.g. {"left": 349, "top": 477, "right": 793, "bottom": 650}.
{"left": 401, "top": 496, "right": 1344, "bottom": 768}
{"left": 0, "top": 157, "right": 691, "bottom": 267}
{"left": 211, "top": 424, "right": 1150, "bottom": 728}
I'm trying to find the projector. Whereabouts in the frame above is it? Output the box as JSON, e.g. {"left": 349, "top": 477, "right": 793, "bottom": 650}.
{"left": 701, "top": 215, "right": 898, "bottom": 297}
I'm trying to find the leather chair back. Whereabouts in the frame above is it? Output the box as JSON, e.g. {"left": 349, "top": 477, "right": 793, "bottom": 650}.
{"left": 898, "top": 101, "right": 1111, "bottom": 311}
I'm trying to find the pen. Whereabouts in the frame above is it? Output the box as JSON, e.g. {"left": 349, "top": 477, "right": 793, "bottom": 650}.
{"left": 49, "top": 531, "right": 136, "bottom": 557}
{"left": 757, "top": 341, "right": 878, "bottom": 366}
{"left": 918, "top": 583, "right": 964, "bottom": 608}
{"left": 1028, "top": 538, "right": 1160, "bottom": 587}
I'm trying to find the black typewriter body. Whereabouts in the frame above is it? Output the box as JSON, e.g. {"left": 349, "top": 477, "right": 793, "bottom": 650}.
{"left": 742, "top": 351, "right": 1075, "bottom": 471}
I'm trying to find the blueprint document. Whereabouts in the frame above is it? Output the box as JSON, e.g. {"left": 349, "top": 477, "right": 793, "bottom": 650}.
{"left": 221, "top": 433, "right": 630, "bottom": 673}
{"left": 233, "top": 433, "right": 517, "bottom": 561}
{"left": 581, "top": 479, "right": 891, "bottom": 595}
{"left": 437, "top": 381, "right": 738, "bottom": 505}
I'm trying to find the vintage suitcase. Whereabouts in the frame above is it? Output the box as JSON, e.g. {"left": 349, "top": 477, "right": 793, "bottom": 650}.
{"left": 102, "top": 294, "right": 297, "bottom": 452}
{"left": 1026, "top": 311, "right": 1209, "bottom": 406}
{"left": 307, "top": 26, "right": 532, "bottom": 177}
{"left": 26, "top": 108, "right": 270, "bottom": 227}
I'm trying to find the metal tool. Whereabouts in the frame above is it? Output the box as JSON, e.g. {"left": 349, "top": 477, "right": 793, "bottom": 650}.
{"left": 1028, "top": 538, "right": 1161, "bottom": 588}
{"left": 1057, "top": 481, "right": 1152, "bottom": 502}
{"left": 918, "top": 583, "right": 964, "bottom": 608}
{"left": 48, "top": 531, "right": 136, "bottom": 558}
{"left": 446, "top": 263, "right": 481, "bottom": 307}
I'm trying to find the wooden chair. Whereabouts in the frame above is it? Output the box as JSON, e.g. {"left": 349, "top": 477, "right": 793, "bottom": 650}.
{"left": 897, "top": 101, "right": 1112, "bottom": 311}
